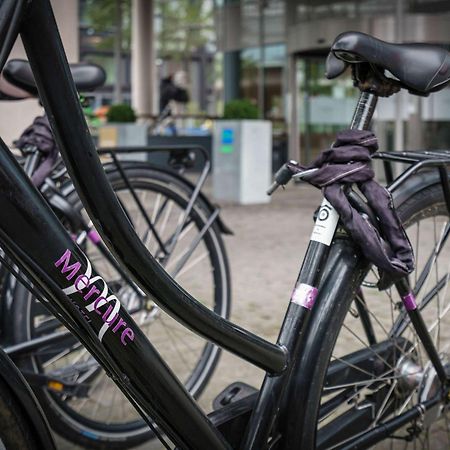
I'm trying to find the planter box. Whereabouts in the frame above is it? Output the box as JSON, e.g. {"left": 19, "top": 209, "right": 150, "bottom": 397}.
{"left": 213, "top": 120, "right": 272, "bottom": 204}
{"left": 98, "top": 123, "right": 148, "bottom": 161}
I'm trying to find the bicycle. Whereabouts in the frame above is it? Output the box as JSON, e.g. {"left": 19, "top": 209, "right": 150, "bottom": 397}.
{"left": 0, "top": 60, "right": 231, "bottom": 447}
{"left": 0, "top": 2, "right": 450, "bottom": 449}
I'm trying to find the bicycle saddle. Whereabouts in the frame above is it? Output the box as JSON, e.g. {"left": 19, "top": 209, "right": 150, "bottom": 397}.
{"left": 2, "top": 59, "right": 106, "bottom": 98}
{"left": 0, "top": 73, "right": 32, "bottom": 100}
{"left": 326, "top": 31, "right": 450, "bottom": 95}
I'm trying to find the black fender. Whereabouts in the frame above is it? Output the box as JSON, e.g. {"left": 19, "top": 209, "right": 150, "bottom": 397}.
{"left": 390, "top": 169, "right": 449, "bottom": 207}
{"left": 46, "top": 189, "right": 83, "bottom": 231}
{"left": 0, "top": 347, "right": 56, "bottom": 449}
{"left": 61, "top": 160, "right": 233, "bottom": 235}
{"left": 0, "top": 272, "right": 18, "bottom": 344}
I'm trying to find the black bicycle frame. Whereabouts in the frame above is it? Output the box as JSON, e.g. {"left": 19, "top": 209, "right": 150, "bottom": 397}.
{"left": 0, "top": 1, "right": 286, "bottom": 448}
{"left": 0, "top": 1, "right": 446, "bottom": 449}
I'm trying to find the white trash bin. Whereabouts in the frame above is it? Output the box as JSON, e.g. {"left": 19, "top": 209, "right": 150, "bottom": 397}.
{"left": 213, "top": 120, "right": 272, "bottom": 204}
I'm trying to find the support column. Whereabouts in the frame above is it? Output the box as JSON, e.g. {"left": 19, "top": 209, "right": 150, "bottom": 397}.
{"left": 131, "top": 0, "right": 155, "bottom": 120}
{"left": 394, "top": 0, "right": 404, "bottom": 154}
{"left": 223, "top": 0, "right": 241, "bottom": 104}
{"left": 286, "top": 0, "right": 299, "bottom": 163}
{"left": 287, "top": 54, "right": 299, "bottom": 162}
{"left": 113, "top": 0, "right": 124, "bottom": 104}
{"left": 224, "top": 51, "right": 240, "bottom": 102}
{"left": 258, "top": 0, "right": 265, "bottom": 118}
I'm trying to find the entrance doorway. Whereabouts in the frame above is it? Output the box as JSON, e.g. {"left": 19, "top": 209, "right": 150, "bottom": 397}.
{"left": 294, "top": 51, "right": 450, "bottom": 165}
{"left": 296, "top": 54, "right": 358, "bottom": 164}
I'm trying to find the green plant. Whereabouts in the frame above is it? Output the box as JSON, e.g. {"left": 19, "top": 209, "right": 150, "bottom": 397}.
{"left": 106, "top": 104, "right": 136, "bottom": 123}
{"left": 223, "top": 99, "right": 259, "bottom": 120}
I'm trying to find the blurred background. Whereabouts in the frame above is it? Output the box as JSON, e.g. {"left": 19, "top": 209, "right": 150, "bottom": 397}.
{"left": 2, "top": 0, "right": 450, "bottom": 169}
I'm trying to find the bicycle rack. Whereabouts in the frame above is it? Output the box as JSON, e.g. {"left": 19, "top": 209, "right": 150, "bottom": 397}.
{"left": 374, "top": 150, "right": 450, "bottom": 215}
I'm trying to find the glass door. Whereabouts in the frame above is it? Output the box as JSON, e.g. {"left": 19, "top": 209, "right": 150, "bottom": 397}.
{"left": 296, "top": 55, "right": 358, "bottom": 164}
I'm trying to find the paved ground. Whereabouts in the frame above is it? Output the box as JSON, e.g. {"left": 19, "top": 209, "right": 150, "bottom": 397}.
{"left": 53, "top": 181, "right": 450, "bottom": 449}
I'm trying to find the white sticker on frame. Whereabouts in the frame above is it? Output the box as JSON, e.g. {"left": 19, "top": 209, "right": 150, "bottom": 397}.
{"left": 310, "top": 198, "right": 339, "bottom": 246}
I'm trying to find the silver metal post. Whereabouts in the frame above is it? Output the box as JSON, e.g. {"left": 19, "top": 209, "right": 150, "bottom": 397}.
{"left": 350, "top": 92, "right": 378, "bottom": 131}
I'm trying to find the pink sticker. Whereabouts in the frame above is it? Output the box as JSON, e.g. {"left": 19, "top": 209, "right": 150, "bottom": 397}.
{"left": 88, "top": 229, "right": 101, "bottom": 245}
{"left": 291, "top": 283, "right": 318, "bottom": 310}
{"left": 402, "top": 292, "right": 417, "bottom": 311}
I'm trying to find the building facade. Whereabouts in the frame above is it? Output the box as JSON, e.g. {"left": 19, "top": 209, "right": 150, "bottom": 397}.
{"left": 217, "top": 0, "right": 450, "bottom": 163}
{"left": 2, "top": 0, "right": 450, "bottom": 162}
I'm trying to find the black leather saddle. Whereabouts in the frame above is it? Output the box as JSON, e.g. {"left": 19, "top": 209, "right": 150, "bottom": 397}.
{"left": 326, "top": 31, "right": 450, "bottom": 95}
{"left": 1, "top": 59, "right": 106, "bottom": 99}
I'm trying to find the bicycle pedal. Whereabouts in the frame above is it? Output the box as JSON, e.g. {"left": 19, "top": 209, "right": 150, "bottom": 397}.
{"left": 212, "top": 381, "right": 258, "bottom": 410}
{"left": 22, "top": 371, "right": 90, "bottom": 398}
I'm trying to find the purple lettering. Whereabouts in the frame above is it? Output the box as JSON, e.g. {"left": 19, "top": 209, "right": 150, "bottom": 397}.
{"left": 102, "top": 305, "right": 118, "bottom": 325}
{"left": 54, "top": 251, "right": 135, "bottom": 346}
{"left": 74, "top": 274, "right": 90, "bottom": 292}
{"left": 112, "top": 318, "right": 127, "bottom": 333}
{"left": 121, "top": 328, "right": 135, "bottom": 346}
{"left": 83, "top": 281, "right": 100, "bottom": 300}
{"left": 54, "top": 249, "right": 81, "bottom": 280}
{"left": 84, "top": 285, "right": 101, "bottom": 301}
{"left": 93, "top": 296, "right": 107, "bottom": 315}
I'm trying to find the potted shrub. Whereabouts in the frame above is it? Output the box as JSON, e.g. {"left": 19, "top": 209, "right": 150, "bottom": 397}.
{"left": 223, "top": 99, "right": 259, "bottom": 120}
{"left": 213, "top": 99, "right": 272, "bottom": 204}
{"left": 106, "top": 104, "right": 137, "bottom": 123}
{"left": 98, "top": 103, "right": 148, "bottom": 161}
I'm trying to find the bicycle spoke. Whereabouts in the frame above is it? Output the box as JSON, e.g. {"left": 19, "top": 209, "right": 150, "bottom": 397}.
{"left": 372, "top": 380, "right": 398, "bottom": 425}
{"left": 41, "top": 342, "right": 82, "bottom": 368}
{"left": 169, "top": 210, "right": 219, "bottom": 277}
{"left": 414, "top": 220, "right": 449, "bottom": 300}
{"left": 158, "top": 318, "right": 196, "bottom": 374}
{"left": 173, "top": 251, "right": 208, "bottom": 279}
{"left": 315, "top": 205, "right": 450, "bottom": 450}
{"left": 143, "top": 191, "right": 161, "bottom": 249}
{"left": 341, "top": 324, "right": 397, "bottom": 371}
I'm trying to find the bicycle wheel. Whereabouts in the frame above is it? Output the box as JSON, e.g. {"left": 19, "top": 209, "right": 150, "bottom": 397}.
{"left": 0, "top": 377, "right": 41, "bottom": 450}
{"left": 10, "top": 165, "right": 231, "bottom": 448}
{"left": 284, "top": 179, "right": 450, "bottom": 449}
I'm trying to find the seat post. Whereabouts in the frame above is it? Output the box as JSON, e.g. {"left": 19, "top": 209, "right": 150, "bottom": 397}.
{"left": 350, "top": 91, "right": 378, "bottom": 131}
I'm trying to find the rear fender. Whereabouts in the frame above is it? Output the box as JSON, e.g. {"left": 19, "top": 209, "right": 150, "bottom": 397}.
{"left": 390, "top": 169, "right": 448, "bottom": 207}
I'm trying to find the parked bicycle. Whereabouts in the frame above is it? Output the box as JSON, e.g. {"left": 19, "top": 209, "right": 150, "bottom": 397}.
{"left": 0, "top": 59, "right": 231, "bottom": 448}
{"left": 0, "top": 1, "right": 449, "bottom": 449}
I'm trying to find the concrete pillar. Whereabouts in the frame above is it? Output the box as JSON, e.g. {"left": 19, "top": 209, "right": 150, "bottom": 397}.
{"left": 406, "top": 97, "right": 424, "bottom": 150}
{"left": 258, "top": 0, "right": 265, "bottom": 118}
{"left": 0, "top": 0, "right": 79, "bottom": 146}
{"left": 286, "top": 0, "right": 299, "bottom": 163}
{"left": 287, "top": 55, "right": 299, "bottom": 163}
{"left": 131, "top": 0, "right": 155, "bottom": 120}
{"left": 52, "top": 0, "right": 79, "bottom": 62}
{"left": 224, "top": 50, "right": 240, "bottom": 103}
{"left": 394, "top": 0, "right": 404, "bottom": 155}
{"left": 222, "top": 0, "right": 241, "bottom": 105}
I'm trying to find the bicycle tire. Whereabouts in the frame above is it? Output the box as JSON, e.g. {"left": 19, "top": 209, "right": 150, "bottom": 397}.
{"left": 0, "top": 377, "right": 41, "bottom": 450}
{"left": 283, "top": 179, "right": 450, "bottom": 449}
{"left": 9, "top": 165, "right": 231, "bottom": 449}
